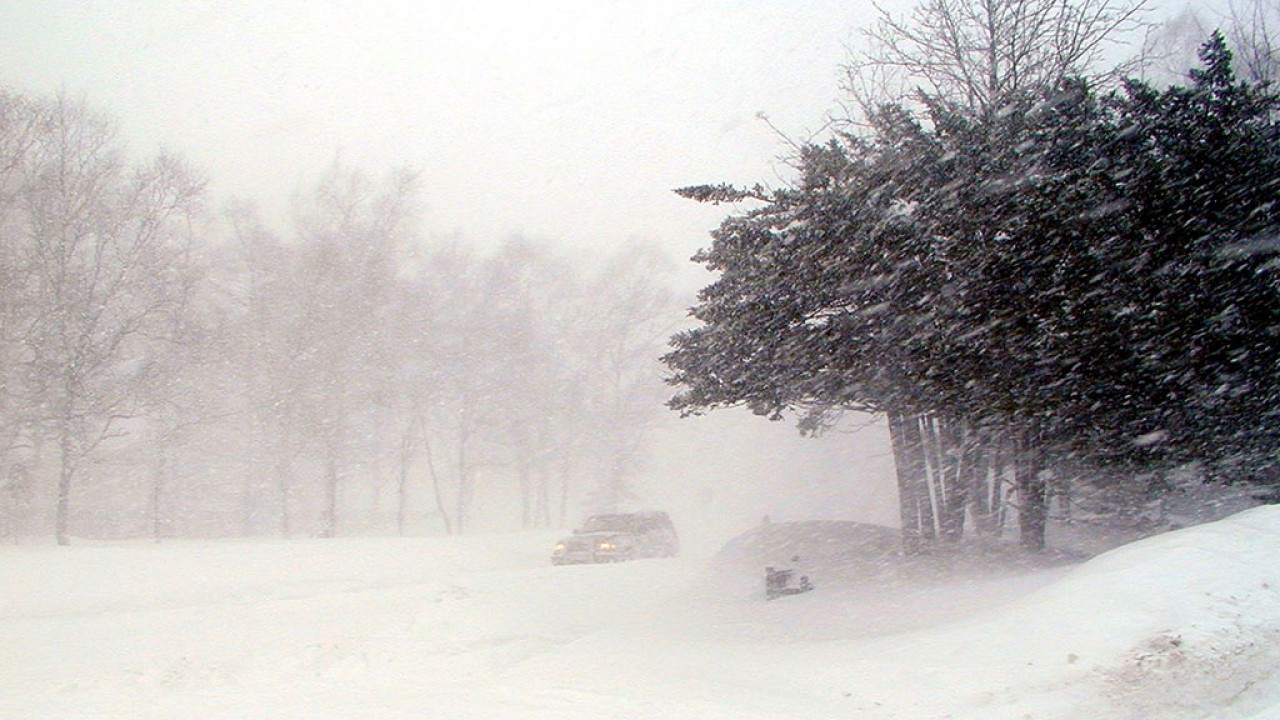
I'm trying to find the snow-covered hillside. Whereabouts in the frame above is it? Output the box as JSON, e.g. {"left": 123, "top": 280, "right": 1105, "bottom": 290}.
{"left": 3, "top": 508, "right": 1280, "bottom": 719}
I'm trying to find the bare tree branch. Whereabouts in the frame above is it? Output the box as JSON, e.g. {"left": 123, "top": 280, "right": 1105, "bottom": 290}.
{"left": 845, "top": 0, "right": 1152, "bottom": 120}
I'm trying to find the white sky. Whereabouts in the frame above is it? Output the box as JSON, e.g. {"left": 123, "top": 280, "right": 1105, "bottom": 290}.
{"left": 0, "top": 0, "right": 1219, "bottom": 266}
{"left": 0, "top": 0, "right": 873, "bottom": 261}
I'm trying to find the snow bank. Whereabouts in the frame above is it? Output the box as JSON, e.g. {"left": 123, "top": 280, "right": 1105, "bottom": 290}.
{"left": 512, "top": 507, "right": 1280, "bottom": 719}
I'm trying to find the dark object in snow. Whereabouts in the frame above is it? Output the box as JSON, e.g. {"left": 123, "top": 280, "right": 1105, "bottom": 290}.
{"left": 550, "top": 511, "right": 679, "bottom": 565}
{"left": 765, "top": 561, "right": 813, "bottom": 600}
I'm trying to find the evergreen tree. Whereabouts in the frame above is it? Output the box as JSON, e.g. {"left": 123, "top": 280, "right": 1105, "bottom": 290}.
{"left": 666, "top": 35, "right": 1280, "bottom": 551}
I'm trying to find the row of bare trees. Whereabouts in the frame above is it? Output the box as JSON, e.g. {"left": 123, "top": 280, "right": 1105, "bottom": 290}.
{"left": 0, "top": 91, "right": 678, "bottom": 544}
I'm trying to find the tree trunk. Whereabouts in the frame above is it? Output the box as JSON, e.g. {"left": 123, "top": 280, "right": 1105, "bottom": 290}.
{"left": 1016, "top": 425, "right": 1047, "bottom": 551}
{"left": 940, "top": 419, "right": 969, "bottom": 541}
{"left": 396, "top": 421, "right": 413, "bottom": 536}
{"left": 888, "top": 410, "right": 933, "bottom": 554}
{"left": 535, "top": 467, "right": 551, "bottom": 528}
{"left": 321, "top": 448, "right": 339, "bottom": 538}
{"left": 992, "top": 441, "right": 1009, "bottom": 536}
{"left": 924, "top": 416, "right": 969, "bottom": 542}
{"left": 919, "top": 415, "right": 942, "bottom": 535}
{"left": 56, "top": 460, "right": 72, "bottom": 546}
{"left": 455, "top": 427, "right": 473, "bottom": 534}
{"left": 151, "top": 436, "right": 168, "bottom": 541}
{"left": 558, "top": 454, "right": 573, "bottom": 527}
{"left": 910, "top": 415, "right": 937, "bottom": 544}
{"left": 56, "top": 404, "right": 75, "bottom": 547}
{"left": 422, "top": 432, "right": 454, "bottom": 536}
{"left": 4, "top": 464, "right": 31, "bottom": 545}
{"left": 519, "top": 458, "right": 534, "bottom": 529}
{"left": 966, "top": 441, "right": 996, "bottom": 536}
{"left": 276, "top": 455, "right": 294, "bottom": 539}
{"left": 242, "top": 438, "right": 258, "bottom": 539}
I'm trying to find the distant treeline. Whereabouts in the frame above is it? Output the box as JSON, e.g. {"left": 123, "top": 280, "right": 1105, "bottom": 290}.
{"left": 0, "top": 91, "right": 678, "bottom": 544}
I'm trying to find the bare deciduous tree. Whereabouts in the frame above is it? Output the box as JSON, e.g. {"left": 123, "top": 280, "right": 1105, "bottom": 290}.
{"left": 19, "top": 95, "right": 204, "bottom": 545}
{"left": 1142, "top": 0, "right": 1279, "bottom": 86}
{"left": 0, "top": 91, "right": 45, "bottom": 543}
{"left": 578, "top": 243, "right": 679, "bottom": 516}
{"left": 222, "top": 200, "right": 303, "bottom": 536}
{"left": 290, "top": 160, "right": 419, "bottom": 538}
{"left": 846, "top": 0, "right": 1150, "bottom": 117}
{"left": 1229, "top": 0, "right": 1280, "bottom": 83}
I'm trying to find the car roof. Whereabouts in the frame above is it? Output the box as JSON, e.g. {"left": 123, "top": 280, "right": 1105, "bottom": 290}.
{"left": 588, "top": 511, "right": 668, "bottom": 518}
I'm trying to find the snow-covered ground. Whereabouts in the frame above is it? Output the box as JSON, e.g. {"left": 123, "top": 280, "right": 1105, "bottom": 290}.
{"left": 3, "top": 507, "right": 1280, "bottom": 720}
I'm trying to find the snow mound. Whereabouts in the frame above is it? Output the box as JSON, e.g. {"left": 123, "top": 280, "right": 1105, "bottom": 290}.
{"left": 546, "top": 507, "right": 1280, "bottom": 719}
{"left": 707, "top": 518, "right": 1083, "bottom": 596}
{"left": 711, "top": 519, "right": 901, "bottom": 575}
{"left": 756, "top": 506, "right": 1280, "bottom": 720}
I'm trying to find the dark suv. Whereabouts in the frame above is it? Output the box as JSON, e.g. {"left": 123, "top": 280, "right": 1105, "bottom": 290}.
{"left": 551, "top": 511, "right": 679, "bottom": 564}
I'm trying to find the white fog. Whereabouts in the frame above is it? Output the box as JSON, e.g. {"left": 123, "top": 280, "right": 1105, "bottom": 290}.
{"left": 3, "top": 1, "right": 1280, "bottom": 718}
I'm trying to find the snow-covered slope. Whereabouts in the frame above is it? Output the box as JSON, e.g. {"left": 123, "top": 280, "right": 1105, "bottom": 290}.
{"left": 3, "top": 508, "right": 1279, "bottom": 719}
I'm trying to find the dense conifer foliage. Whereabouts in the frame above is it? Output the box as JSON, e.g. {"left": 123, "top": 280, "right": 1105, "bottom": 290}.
{"left": 666, "top": 36, "right": 1280, "bottom": 549}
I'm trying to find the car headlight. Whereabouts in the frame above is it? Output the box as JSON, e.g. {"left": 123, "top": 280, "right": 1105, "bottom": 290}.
{"left": 553, "top": 542, "right": 566, "bottom": 553}
{"left": 596, "top": 540, "right": 615, "bottom": 552}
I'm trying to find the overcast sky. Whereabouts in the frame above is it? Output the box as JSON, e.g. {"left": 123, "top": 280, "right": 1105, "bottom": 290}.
{"left": 0, "top": 1, "right": 871, "bottom": 263}
{"left": 0, "top": 0, "right": 1208, "bottom": 267}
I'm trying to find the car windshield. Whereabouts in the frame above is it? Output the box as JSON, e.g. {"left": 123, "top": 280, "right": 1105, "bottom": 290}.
{"left": 580, "top": 515, "right": 639, "bottom": 533}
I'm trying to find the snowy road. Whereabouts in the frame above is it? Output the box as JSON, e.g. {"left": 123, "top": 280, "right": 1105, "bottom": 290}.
{"left": 1, "top": 533, "right": 718, "bottom": 719}
{"left": 5, "top": 510, "right": 1280, "bottom": 719}
{"left": 2, "top": 527, "right": 1034, "bottom": 719}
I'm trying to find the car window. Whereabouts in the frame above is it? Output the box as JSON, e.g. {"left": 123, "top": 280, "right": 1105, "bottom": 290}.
{"left": 582, "top": 515, "right": 635, "bottom": 533}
